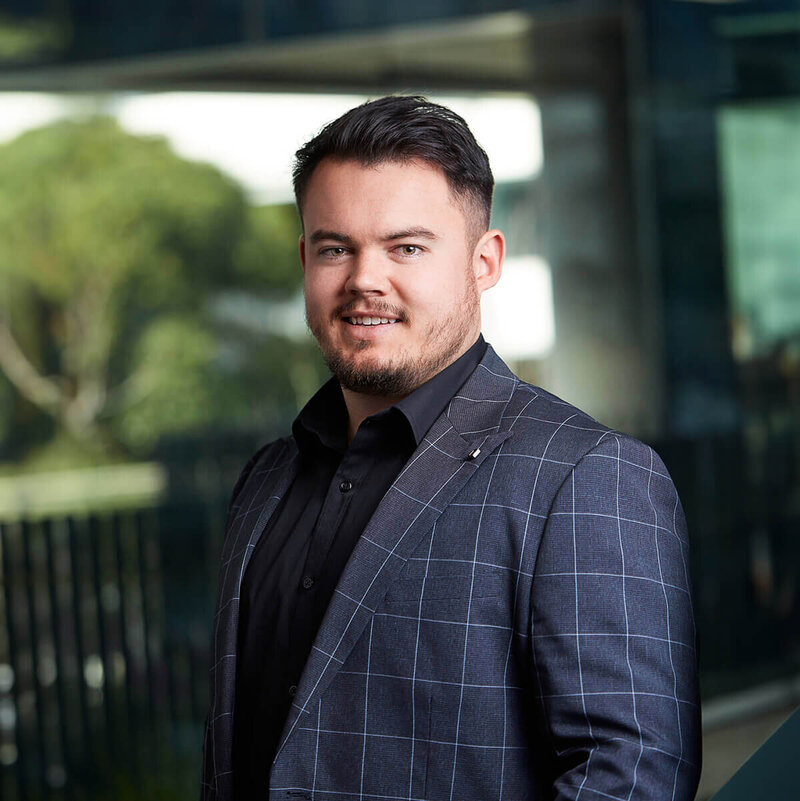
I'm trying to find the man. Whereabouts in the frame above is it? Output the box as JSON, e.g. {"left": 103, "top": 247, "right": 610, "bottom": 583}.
{"left": 202, "top": 96, "right": 701, "bottom": 801}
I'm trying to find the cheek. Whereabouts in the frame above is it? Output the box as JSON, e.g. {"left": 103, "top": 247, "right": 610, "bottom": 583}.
{"left": 303, "top": 284, "right": 328, "bottom": 326}
{"left": 403, "top": 271, "right": 465, "bottom": 317}
{"left": 304, "top": 273, "right": 336, "bottom": 307}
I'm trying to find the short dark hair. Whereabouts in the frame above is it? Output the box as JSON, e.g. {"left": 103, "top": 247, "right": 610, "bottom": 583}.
{"left": 292, "top": 95, "right": 494, "bottom": 233}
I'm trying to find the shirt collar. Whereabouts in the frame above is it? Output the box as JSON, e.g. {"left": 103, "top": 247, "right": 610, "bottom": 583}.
{"left": 293, "top": 334, "right": 487, "bottom": 454}
{"left": 292, "top": 377, "right": 350, "bottom": 455}
{"left": 393, "top": 334, "right": 487, "bottom": 445}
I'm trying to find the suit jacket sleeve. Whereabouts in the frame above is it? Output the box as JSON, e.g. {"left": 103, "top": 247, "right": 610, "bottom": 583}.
{"left": 531, "top": 433, "right": 701, "bottom": 801}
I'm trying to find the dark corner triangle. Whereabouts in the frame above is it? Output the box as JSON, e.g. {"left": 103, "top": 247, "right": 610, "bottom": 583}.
{"left": 709, "top": 705, "right": 800, "bottom": 800}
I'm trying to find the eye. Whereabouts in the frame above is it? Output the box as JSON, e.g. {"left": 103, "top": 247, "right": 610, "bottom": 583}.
{"left": 397, "top": 244, "right": 422, "bottom": 256}
{"left": 320, "top": 246, "right": 348, "bottom": 258}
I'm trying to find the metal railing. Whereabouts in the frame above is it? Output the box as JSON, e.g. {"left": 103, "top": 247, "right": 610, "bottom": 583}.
{"left": 0, "top": 500, "right": 225, "bottom": 800}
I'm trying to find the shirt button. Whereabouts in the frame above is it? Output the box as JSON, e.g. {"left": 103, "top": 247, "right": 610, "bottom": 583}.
{"left": 302, "top": 576, "right": 314, "bottom": 590}
{"left": 339, "top": 480, "right": 353, "bottom": 493}
{"left": 288, "top": 685, "right": 297, "bottom": 698}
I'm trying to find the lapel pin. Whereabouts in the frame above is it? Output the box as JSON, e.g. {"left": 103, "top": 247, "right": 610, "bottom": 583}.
{"left": 467, "top": 448, "right": 481, "bottom": 460}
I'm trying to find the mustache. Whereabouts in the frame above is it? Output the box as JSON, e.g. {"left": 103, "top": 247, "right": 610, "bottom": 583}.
{"left": 335, "top": 300, "right": 408, "bottom": 322}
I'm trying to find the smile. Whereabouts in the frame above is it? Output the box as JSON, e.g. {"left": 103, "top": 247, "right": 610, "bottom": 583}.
{"left": 344, "top": 317, "right": 399, "bottom": 326}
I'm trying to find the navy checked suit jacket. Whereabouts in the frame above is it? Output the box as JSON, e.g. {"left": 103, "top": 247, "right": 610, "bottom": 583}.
{"left": 202, "top": 345, "right": 701, "bottom": 801}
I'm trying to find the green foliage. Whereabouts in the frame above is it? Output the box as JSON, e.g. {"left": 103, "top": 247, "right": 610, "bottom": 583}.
{"left": 0, "top": 117, "right": 244, "bottom": 301}
{"left": 114, "top": 315, "right": 220, "bottom": 451}
{"left": 0, "top": 116, "right": 323, "bottom": 465}
{"left": 234, "top": 203, "right": 304, "bottom": 295}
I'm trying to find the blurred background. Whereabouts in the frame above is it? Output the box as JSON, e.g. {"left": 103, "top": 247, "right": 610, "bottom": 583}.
{"left": 0, "top": 0, "right": 797, "bottom": 798}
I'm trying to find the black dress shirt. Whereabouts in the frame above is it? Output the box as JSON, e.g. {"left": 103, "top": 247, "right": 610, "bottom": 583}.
{"left": 231, "top": 335, "right": 487, "bottom": 798}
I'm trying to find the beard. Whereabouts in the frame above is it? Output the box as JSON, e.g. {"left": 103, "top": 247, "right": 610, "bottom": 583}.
{"left": 306, "top": 279, "right": 480, "bottom": 398}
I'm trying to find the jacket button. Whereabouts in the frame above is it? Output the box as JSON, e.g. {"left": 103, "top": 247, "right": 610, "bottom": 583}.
{"left": 339, "top": 480, "right": 353, "bottom": 493}
{"left": 288, "top": 685, "right": 297, "bottom": 698}
{"left": 302, "top": 576, "right": 314, "bottom": 590}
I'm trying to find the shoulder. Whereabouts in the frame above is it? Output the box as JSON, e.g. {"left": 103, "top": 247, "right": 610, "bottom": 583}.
{"left": 459, "top": 348, "right": 670, "bottom": 494}
{"left": 465, "top": 347, "right": 620, "bottom": 465}
{"left": 226, "top": 436, "right": 297, "bottom": 514}
{"left": 501, "top": 378, "right": 616, "bottom": 462}
{"left": 498, "top": 377, "right": 677, "bottom": 506}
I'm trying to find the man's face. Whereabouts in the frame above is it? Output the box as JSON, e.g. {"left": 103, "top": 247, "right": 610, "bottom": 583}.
{"left": 300, "top": 158, "right": 496, "bottom": 397}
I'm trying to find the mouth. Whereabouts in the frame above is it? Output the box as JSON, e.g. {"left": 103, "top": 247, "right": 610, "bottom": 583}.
{"left": 342, "top": 316, "right": 401, "bottom": 327}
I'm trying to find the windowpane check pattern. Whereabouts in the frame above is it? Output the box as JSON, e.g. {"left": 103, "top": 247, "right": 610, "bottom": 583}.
{"left": 202, "top": 346, "right": 701, "bottom": 801}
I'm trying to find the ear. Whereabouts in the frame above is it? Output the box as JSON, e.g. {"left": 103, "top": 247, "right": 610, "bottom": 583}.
{"left": 299, "top": 234, "right": 306, "bottom": 273}
{"left": 472, "top": 229, "right": 505, "bottom": 293}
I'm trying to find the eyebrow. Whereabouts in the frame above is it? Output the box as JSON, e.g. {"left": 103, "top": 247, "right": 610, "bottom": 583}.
{"left": 308, "top": 230, "right": 355, "bottom": 245}
{"left": 307, "top": 226, "right": 440, "bottom": 245}
{"left": 381, "top": 227, "right": 440, "bottom": 242}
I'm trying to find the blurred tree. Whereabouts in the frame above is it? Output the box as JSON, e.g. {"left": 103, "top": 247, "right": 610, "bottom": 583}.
{"left": 0, "top": 116, "right": 321, "bottom": 465}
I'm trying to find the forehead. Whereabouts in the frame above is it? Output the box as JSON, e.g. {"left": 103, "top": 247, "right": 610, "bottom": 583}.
{"left": 301, "top": 158, "right": 469, "bottom": 234}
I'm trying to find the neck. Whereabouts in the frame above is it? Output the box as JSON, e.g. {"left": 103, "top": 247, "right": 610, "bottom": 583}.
{"left": 340, "top": 388, "right": 403, "bottom": 444}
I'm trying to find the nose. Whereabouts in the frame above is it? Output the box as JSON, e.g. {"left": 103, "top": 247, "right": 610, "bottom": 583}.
{"left": 343, "top": 250, "right": 390, "bottom": 295}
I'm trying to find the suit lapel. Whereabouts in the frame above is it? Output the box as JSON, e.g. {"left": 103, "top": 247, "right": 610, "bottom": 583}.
{"left": 275, "top": 346, "right": 518, "bottom": 758}
{"left": 212, "top": 438, "right": 299, "bottom": 742}
{"left": 218, "top": 438, "right": 300, "bottom": 579}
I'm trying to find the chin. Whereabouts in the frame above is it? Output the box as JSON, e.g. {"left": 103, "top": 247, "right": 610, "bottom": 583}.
{"left": 323, "top": 351, "right": 416, "bottom": 396}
